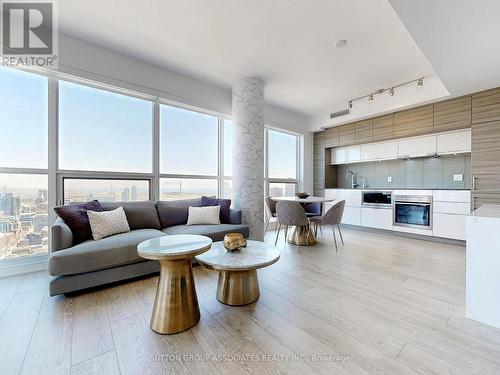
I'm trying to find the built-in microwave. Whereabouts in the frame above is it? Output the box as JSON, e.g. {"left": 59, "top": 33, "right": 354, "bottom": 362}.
{"left": 393, "top": 195, "right": 432, "bottom": 230}
{"left": 362, "top": 191, "right": 392, "bottom": 208}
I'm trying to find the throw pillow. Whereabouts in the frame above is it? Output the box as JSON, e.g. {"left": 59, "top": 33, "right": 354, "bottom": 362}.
{"left": 186, "top": 206, "right": 220, "bottom": 225}
{"left": 54, "top": 200, "right": 103, "bottom": 245}
{"left": 87, "top": 207, "right": 131, "bottom": 240}
{"left": 201, "top": 196, "right": 231, "bottom": 224}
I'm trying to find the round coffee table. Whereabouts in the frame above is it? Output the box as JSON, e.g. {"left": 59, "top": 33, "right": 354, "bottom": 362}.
{"left": 137, "top": 235, "right": 212, "bottom": 334}
{"left": 195, "top": 240, "right": 280, "bottom": 306}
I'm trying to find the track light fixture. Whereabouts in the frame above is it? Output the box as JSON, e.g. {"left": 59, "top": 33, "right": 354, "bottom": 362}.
{"left": 344, "top": 76, "right": 424, "bottom": 111}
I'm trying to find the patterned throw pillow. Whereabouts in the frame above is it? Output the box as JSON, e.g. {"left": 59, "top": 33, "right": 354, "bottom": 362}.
{"left": 54, "top": 200, "right": 103, "bottom": 245}
{"left": 87, "top": 207, "right": 131, "bottom": 240}
{"left": 186, "top": 206, "right": 220, "bottom": 225}
{"left": 201, "top": 196, "right": 231, "bottom": 223}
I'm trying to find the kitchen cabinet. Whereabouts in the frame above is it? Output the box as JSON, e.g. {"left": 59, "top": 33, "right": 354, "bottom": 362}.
{"left": 342, "top": 207, "right": 362, "bottom": 225}
{"left": 434, "top": 96, "right": 471, "bottom": 132}
{"left": 313, "top": 131, "right": 325, "bottom": 197}
{"left": 394, "top": 105, "right": 434, "bottom": 138}
{"left": 339, "top": 124, "right": 355, "bottom": 146}
{"left": 360, "top": 140, "right": 398, "bottom": 161}
{"left": 330, "top": 146, "right": 361, "bottom": 164}
{"left": 433, "top": 213, "right": 467, "bottom": 240}
{"left": 398, "top": 134, "right": 436, "bottom": 158}
{"left": 361, "top": 207, "right": 392, "bottom": 230}
{"left": 324, "top": 127, "right": 339, "bottom": 148}
{"left": 471, "top": 119, "right": 500, "bottom": 208}
{"left": 354, "top": 119, "right": 373, "bottom": 144}
{"left": 325, "top": 189, "right": 361, "bottom": 207}
{"left": 437, "top": 129, "right": 471, "bottom": 155}
{"left": 373, "top": 114, "right": 394, "bottom": 142}
{"left": 472, "top": 87, "right": 500, "bottom": 124}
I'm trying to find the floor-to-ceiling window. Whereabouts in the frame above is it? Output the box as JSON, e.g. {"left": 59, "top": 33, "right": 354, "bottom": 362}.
{"left": 0, "top": 67, "right": 49, "bottom": 260}
{"left": 265, "top": 127, "right": 300, "bottom": 197}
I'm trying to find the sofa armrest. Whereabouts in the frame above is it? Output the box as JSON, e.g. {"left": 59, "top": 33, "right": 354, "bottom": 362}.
{"left": 229, "top": 209, "right": 242, "bottom": 225}
{"left": 51, "top": 218, "right": 73, "bottom": 252}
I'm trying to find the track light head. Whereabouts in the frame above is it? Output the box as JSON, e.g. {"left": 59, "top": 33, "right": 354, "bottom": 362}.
{"left": 348, "top": 101, "right": 353, "bottom": 109}
{"left": 368, "top": 94, "right": 374, "bottom": 103}
{"left": 389, "top": 87, "right": 395, "bottom": 96}
{"left": 417, "top": 78, "right": 423, "bottom": 88}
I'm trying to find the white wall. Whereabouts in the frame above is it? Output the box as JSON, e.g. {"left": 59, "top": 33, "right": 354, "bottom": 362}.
{"left": 56, "top": 33, "right": 313, "bottom": 192}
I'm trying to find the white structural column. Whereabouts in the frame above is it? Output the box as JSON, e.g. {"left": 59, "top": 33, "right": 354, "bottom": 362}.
{"left": 232, "top": 77, "right": 265, "bottom": 240}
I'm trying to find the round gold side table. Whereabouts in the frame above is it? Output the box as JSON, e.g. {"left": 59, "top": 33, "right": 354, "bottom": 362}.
{"left": 137, "top": 235, "right": 212, "bottom": 334}
{"left": 195, "top": 240, "right": 280, "bottom": 306}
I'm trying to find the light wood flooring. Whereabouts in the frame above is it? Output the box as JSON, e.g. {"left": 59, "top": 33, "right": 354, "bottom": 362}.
{"left": 1, "top": 227, "right": 500, "bottom": 374}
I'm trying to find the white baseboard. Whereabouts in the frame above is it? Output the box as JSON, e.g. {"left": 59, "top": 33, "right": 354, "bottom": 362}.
{"left": 0, "top": 255, "right": 48, "bottom": 278}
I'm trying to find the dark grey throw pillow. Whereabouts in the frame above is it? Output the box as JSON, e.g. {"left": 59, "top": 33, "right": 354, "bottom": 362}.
{"left": 201, "top": 196, "right": 231, "bottom": 224}
{"left": 54, "top": 200, "right": 103, "bottom": 245}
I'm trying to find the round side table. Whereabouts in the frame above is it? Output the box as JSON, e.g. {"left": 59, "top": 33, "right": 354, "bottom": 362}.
{"left": 195, "top": 240, "right": 280, "bottom": 306}
{"left": 137, "top": 234, "right": 212, "bottom": 334}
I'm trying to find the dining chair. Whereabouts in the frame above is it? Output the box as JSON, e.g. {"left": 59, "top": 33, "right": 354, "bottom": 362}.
{"left": 275, "top": 200, "right": 310, "bottom": 246}
{"left": 303, "top": 202, "right": 322, "bottom": 218}
{"left": 309, "top": 200, "right": 346, "bottom": 251}
{"left": 264, "top": 197, "right": 277, "bottom": 232}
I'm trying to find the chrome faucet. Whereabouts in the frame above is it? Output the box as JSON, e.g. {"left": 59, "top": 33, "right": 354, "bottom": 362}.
{"left": 360, "top": 176, "right": 366, "bottom": 189}
{"left": 346, "top": 170, "right": 358, "bottom": 189}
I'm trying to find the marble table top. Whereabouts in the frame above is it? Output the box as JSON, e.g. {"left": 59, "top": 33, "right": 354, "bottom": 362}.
{"left": 195, "top": 240, "right": 280, "bottom": 271}
{"left": 137, "top": 235, "right": 212, "bottom": 260}
{"left": 271, "top": 196, "right": 334, "bottom": 203}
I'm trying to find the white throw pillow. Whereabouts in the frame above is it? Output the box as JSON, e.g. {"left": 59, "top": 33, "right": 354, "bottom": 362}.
{"left": 186, "top": 206, "right": 220, "bottom": 225}
{"left": 87, "top": 207, "right": 130, "bottom": 240}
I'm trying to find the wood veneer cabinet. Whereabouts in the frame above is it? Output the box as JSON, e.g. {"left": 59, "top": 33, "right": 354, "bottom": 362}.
{"left": 434, "top": 96, "right": 472, "bottom": 132}
{"left": 472, "top": 88, "right": 500, "bottom": 124}
{"left": 393, "top": 104, "right": 434, "bottom": 138}
{"left": 324, "top": 127, "right": 339, "bottom": 147}
{"left": 354, "top": 119, "right": 373, "bottom": 144}
{"left": 338, "top": 124, "right": 355, "bottom": 146}
{"left": 313, "top": 131, "right": 325, "bottom": 197}
{"left": 373, "top": 114, "right": 394, "bottom": 141}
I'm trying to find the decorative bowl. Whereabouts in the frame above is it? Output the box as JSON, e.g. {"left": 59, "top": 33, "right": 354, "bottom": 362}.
{"left": 223, "top": 233, "right": 247, "bottom": 252}
{"left": 295, "top": 192, "right": 310, "bottom": 199}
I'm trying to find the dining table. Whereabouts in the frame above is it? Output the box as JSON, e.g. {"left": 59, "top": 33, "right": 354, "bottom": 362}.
{"left": 271, "top": 196, "right": 335, "bottom": 246}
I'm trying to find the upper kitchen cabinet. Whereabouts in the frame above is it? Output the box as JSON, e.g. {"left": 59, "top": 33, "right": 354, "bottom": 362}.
{"left": 354, "top": 119, "right": 373, "bottom": 144}
{"left": 434, "top": 96, "right": 472, "bottom": 132}
{"left": 472, "top": 87, "right": 500, "bottom": 124}
{"left": 338, "top": 124, "right": 355, "bottom": 146}
{"left": 393, "top": 104, "right": 434, "bottom": 138}
{"left": 437, "top": 129, "right": 471, "bottom": 155}
{"left": 324, "top": 127, "right": 339, "bottom": 148}
{"left": 373, "top": 114, "right": 394, "bottom": 142}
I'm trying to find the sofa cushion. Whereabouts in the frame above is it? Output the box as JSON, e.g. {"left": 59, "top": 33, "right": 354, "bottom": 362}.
{"left": 48, "top": 229, "right": 165, "bottom": 276}
{"left": 162, "top": 224, "right": 249, "bottom": 242}
{"left": 201, "top": 196, "right": 231, "bottom": 224}
{"left": 100, "top": 201, "right": 161, "bottom": 230}
{"left": 157, "top": 198, "right": 201, "bottom": 228}
{"left": 54, "top": 200, "right": 103, "bottom": 245}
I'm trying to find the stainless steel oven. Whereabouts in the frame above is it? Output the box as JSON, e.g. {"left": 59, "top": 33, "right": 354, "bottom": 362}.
{"left": 362, "top": 191, "right": 392, "bottom": 208}
{"left": 393, "top": 195, "right": 432, "bottom": 230}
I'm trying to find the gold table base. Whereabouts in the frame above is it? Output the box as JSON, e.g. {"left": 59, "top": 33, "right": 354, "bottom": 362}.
{"left": 216, "top": 269, "right": 260, "bottom": 306}
{"left": 151, "top": 258, "right": 200, "bottom": 334}
{"left": 288, "top": 224, "right": 316, "bottom": 246}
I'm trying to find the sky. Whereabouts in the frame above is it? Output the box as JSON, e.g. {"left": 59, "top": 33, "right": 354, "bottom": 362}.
{"left": 0, "top": 66, "right": 298, "bottom": 189}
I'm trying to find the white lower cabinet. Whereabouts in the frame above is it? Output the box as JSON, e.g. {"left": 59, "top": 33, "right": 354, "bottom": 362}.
{"left": 433, "top": 213, "right": 467, "bottom": 240}
{"left": 361, "top": 208, "right": 393, "bottom": 230}
{"left": 341, "top": 207, "right": 361, "bottom": 226}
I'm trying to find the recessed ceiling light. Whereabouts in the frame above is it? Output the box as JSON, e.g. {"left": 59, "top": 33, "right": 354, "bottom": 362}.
{"left": 335, "top": 39, "right": 348, "bottom": 48}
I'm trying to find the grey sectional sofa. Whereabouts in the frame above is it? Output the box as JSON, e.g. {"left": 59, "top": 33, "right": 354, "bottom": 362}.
{"left": 48, "top": 198, "right": 249, "bottom": 296}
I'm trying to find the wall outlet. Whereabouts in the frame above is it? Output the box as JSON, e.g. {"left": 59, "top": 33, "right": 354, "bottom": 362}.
{"left": 387, "top": 176, "right": 392, "bottom": 183}
{"left": 453, "top": 174, "right": 464, "bottom": 182}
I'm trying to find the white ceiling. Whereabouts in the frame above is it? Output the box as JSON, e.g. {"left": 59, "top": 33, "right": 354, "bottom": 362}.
{"left": 58, "top": 0, "right": 451, "bottom": 129}
{"left": 390, "top": 0, "right": 500, "bottom": 97}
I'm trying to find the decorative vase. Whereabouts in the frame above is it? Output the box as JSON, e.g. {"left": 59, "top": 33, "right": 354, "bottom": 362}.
{"left": 223, "top": 233, "right": 247, "bottom": 252}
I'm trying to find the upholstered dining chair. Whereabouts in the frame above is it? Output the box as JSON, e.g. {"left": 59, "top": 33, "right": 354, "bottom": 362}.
{"left": 264, "top": 197, "right": 277, "bottom": 232}
{"left": 303, "top": 202, "right": 322, "bottom": 218}
{"left": 275, "top": 200, "right": 310, "bottom": 246}
{"left": 309, "top": 200, "right": 346, "bottom": 251}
